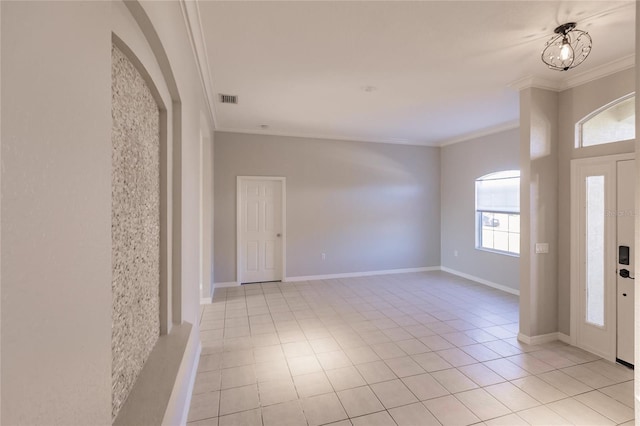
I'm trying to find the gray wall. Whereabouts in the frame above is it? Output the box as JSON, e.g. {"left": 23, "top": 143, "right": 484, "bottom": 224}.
{"left": 214, "top": 132, "right": 441, "bottom": 282}
{"left": 557, "top": 68, "right": 635, "bottom": 335}
{"left": 440, "top": 128, "right": 520, "bottom": 292}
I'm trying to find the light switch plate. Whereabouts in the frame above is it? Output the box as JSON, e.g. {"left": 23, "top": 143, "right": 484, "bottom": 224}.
{"left": 535, "top": 243, "right": 549, "bottom": 254}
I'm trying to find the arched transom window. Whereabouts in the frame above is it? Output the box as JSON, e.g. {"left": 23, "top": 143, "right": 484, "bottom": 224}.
{"left": 577, "top": 93, "right": 635, "bottom": 147}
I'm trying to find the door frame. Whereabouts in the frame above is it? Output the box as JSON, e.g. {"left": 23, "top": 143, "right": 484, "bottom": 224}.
{"left": 570, "top": 152, "right": 635, "bottom": 361}
{"left": 236, "top": 176, "right": 287, "bottom": 284}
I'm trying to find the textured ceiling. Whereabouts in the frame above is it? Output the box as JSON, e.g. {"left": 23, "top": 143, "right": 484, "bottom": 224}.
{"left": 197, "top": 1, "right": 635, "bottom": 146}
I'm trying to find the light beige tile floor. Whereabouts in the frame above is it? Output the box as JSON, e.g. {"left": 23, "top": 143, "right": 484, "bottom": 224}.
{"left": 188, "top": 271, "right": 634, "bottom": 425}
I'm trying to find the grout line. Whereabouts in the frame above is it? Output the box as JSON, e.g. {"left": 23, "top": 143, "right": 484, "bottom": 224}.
{"left": 195, "top": 273, "right": 633, "bottom": 425}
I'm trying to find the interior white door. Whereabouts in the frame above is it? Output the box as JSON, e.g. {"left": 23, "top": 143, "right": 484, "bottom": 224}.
{"left": 574, "top": 159, "right": 617, "bottom": 360}
{"left": 238, "top": 178, "right": 283, "bottom": 284}
{"left": 616, "top": 159, "right": 635, "bottom": 366}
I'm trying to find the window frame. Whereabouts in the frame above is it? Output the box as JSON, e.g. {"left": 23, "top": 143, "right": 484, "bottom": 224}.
{"left": 575, "top": 92, "right": 635, "bottom": 148}
{"left": 475, "top": 171, "right": 520, "bottom": 257}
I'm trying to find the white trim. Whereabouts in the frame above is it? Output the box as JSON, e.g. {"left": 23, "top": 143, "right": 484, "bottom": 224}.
{"left": 438, "top": 121, "right": 520, "bottom": 147}
{"left": 214, "top": 281, "right": 240, "bottom": 288}
{"left": 200, "top": 297, "right": 212, "bottom": 305}
{"left": 576, "top": 92, "right": 635, "bottom": 149}
{"left": 508, "top": 76, "right": 563, "bottom": 92}
{"left": 199, "top": 131, "right": 204, "bottom": 302}
{"left": 161, "top": 327, "right": 201, "bottom": 426}
{"left": 179, "top": 0, "right": 217, "bottom": 129}
{"left": 563, "top": 54, "right": 635, "bottom": 91}
{"left": 517, "top": 332, "right": 562, "bottom": 345}
{"left": 219, "top": 125, "right": 522, "bottom": 149}
{"left": 217, "top": 128, "right": 434, "bottom": 147}
{"left": 570, "top": 153, "right": 635, "bottom": 361}
{"left": 570, "top": 159, "right": 580, "bottom": 347}
{"left": 440, "top": 266, "right": 520, "bottom": 296}
{"left": 236, "top": 176, "right": 287, "bottom": 285}
{"left": 558, "top": 333, "right": 571, "bottom": 344}
{"left": 285, "top": 267, "right": 439, "bottom": 282}
{"left": 174, "top": 340, "right": 201, "bottom": 426}
{"left": 509, "top": 55, "right": 635, "bottom": 93}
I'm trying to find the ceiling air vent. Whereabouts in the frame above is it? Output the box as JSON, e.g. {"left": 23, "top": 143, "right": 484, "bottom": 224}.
{"left": 219, "top": 94, "right": 238, "bottom": 104}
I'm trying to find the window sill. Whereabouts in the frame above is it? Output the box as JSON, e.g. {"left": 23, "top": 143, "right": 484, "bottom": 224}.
{"left": 475, "top": 247, "right": 520, "bottom": 258}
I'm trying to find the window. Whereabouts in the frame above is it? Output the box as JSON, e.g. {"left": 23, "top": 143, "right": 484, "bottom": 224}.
{"left": 577, "top": 93, "right": 635, "bottom": 147}
{"left": 475, "top": 170, "right": 520, "bottom": 255}
{"left": 585, "top": 175, "right": 605, "bottom": 326}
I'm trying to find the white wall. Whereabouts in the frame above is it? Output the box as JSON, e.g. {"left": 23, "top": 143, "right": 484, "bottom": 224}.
{"left": 1, "top": 1, "right": 213, "bottom": 424}
{"left": 440, "top": 128, "right": 520, "bottom": 292}
{"left": 214, "top": 131, "right": 441, "bottom": 283}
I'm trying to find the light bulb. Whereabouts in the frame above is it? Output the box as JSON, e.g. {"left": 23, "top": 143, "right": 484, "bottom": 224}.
{"left": 559, "top": 38, "right": 573, "bottom": 61}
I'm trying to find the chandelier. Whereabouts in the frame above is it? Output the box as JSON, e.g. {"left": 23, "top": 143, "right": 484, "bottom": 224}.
{"left": 541, "top": 22, "right": 592, "bottom": 71}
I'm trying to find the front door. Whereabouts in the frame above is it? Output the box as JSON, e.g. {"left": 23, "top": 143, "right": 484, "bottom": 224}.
{"left": 572, "top": 154, "right": 635, "bottom": 364}
{"left": 237, "top": 177, "right": 284, "bottom": 284}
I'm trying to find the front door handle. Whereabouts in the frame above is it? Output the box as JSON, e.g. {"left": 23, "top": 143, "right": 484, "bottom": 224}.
{"left": 620, "top": 269, "right": 635, "bottom": 279}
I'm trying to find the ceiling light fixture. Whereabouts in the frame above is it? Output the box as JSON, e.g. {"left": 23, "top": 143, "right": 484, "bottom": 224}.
{"left": 541, "top": 22, "right": 592, "bottom": 71}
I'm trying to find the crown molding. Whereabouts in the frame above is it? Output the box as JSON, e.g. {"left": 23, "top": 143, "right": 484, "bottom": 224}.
{"left": 509, "top": 54, "right": 635, "bottom": 93}
{"left": 508, "top": 76, "right": 563, "bottom": 92}
{"left": 179, "top": 0, "right": 218, "bottom": 129}
{"left": 438, "top": 120, "right": 520, "bottom": 147}
{"left": 216, "top": 127, "right": 440, "bottom": 147}
{"left": 561, "top": 54, "right": 635, "bottom": 90}
{"left": 217, "top": 124, "right": 522, "bottom": 149}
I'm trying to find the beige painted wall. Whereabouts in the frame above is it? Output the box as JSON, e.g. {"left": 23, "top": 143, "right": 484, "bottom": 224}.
{"left": 1, "top": 2, "right": 113, "bottom": 423}
{"left": 202, "top": 126, "right": 215, "bottom": 299}
{"left": 1, "top": 1, "right": 213, "bottom": 424}
{"left": 440, "top": 128, "right": 520, "bottom": 292}
{"left": 214, "top": 132, "right": 441, "bottom": 282}
{"left": 519, "top": 87, "right": 559, "bottom": 338}
{"left": 557, "top": 68, "right": 635, "bottom": 335}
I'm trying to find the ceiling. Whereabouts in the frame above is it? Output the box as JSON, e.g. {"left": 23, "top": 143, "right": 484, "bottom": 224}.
{"left": 195, "top": 1, "right": 635, "bottom": 147}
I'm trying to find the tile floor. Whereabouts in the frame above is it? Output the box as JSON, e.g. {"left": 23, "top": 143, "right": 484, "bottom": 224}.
{"left": 188, "top": 271, "right": 635, "bottom": 425}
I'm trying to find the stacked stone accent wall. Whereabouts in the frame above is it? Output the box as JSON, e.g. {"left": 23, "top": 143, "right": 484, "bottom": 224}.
{"left": 111, "top": 45, "right": 160, "bottom": 420}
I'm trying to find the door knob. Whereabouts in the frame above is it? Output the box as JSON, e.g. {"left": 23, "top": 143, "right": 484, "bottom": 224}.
{"left": 277, "top": 233, "right": 281, "bottom": 237}
{"left": 619, "top": 269, "right": 635, "bottom": 279}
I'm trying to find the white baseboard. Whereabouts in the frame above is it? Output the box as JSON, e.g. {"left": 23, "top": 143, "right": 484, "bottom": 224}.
{"left": 213, "top": 281, "right": 239, "bottom": 288}
{"left": 440, "top": 266, "right": 520, "bottom": 296}
{"left": 173, "top": 339, "right": 201, "bottom": 426}
{"left": 285, "top": 266, "right": 440, "bottom": 283}
{"left": 180, "top": 339, "right": 200, "bottom": 426}
{"left": 557, "top": 332, "right": 571, "bottom": 344}
{"left": 518, "top": 332, "right": 566, "bottom": 345}
{"left": 161, "top": 325, "right": 201, "bottom": 426}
